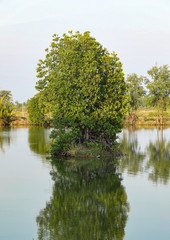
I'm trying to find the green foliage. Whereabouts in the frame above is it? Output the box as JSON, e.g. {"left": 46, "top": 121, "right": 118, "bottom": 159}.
{"left": 71, "top": 143, "right": 103, "bottom": 158}
{"left": 82, "top": 141, "right": 103, "bottom": 155}
{"left": 15, "top": 99, "right": 29, "bottom": 112}
{"left": 126, "top": 73, "right": 145, "bottom": 112}
{"left": 0, "top": 97, "right": 16, "bottom": 126}
{"left": 35, "top": 31, "right": 128, "bottom": 155}
{"left": 27, "top": 95, "right": 47, "bottom": 125}
{"left": 0, "top": 90, "right": 12, "bottom": 104}
{"left": 145, "top": 65, "right": 170, "bottom": 124}
{"left": 125, "top": 73, "right": 145, "bottom": 125}
{"left": 50, "top": 128, "right": 81, "bottom": 156}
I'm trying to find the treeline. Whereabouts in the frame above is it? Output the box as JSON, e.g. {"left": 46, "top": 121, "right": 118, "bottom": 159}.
{"left": 0, "top": 90, "right": 29, "bottom": 126}
{"left": 28, "top": 64, "right": 170, "bottom": 127}
{"left": 126, "top": 65, "right": 170, "bottom": 125}
{"left": 1, "top": 64, "right": 170, "bottom": 129}
{"left": 0, "top": 90, "right": 16, "bottom": 126}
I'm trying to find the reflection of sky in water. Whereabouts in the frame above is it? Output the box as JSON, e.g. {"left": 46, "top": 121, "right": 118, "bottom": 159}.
{"left": 119, "top": 128, "right": 170, "bottom": 183}
{"left": 120, "top": 128, "right": 170, "bottom": 240}
{"left": 123, "top": 170, "right": 170, "bottom": 240}
{"left": 0, "top": 128, "right": 53, "bottom": 240}
{"left": 119, "top": 128, "right": 170, "bottom": 153}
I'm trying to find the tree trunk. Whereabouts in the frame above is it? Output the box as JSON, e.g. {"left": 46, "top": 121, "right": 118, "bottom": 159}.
{"left": 84, "top": 127, "right": 89, "bottom": 141}
{"left": 160, "top": 107, "right": 163, "bottom": 125}
{"left": 157, "top": 109, "right": 160, "bottom": 125}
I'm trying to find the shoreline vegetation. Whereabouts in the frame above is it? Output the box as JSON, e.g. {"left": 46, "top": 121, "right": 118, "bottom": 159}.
{"left": 1, "top": 120, "right": 169, "bottom": 159}
{"left": 1, "top": 111, "right": 169, "bottom": 158}
{"left": 1, "top": 109, "right": 170, "bottom": 127}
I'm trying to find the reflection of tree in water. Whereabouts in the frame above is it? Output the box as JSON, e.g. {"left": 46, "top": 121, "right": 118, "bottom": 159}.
{"left": 120, "top": 128, "right": 170, "bottom": 184}
{"left": 0, "top": 128, "right": 10, "bottom": 152}
{"left": 119, "top": 130, "right": 145, "bottom": 174}
{"left": 36, "top": 158, "right": 129, "bottom": 240}
{"left": 28, "top": 128, "right": 51, "bottom": 155}
{"left": 146, "top": 130, "right": 170, "bottom": 184}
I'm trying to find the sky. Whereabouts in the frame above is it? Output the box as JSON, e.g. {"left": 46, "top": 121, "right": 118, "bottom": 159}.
{"left": 0, "top": 0, "right": 170, "bottom": 102}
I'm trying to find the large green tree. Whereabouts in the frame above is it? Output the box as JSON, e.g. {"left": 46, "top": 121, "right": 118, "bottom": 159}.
{"left": 146, "top": 65, "right": 170, "bottom": 125}
{"left": 35, "top": 31, "right": 127, "bottom": 155}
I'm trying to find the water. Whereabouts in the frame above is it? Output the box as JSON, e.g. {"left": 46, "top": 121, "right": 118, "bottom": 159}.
{"left": 119, "top": 128, "right": 170, "bottom": 240}
{"left": 0, "top": 128, "right": 53, "bottom": 240}
{"left": 0, "top": 127, "right": 170, "bottom": 240}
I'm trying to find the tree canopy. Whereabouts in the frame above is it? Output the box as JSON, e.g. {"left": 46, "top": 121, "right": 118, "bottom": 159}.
{"left": 126, "top": 73, "right": 145, "bottom": 125}
{"left": 35, "top": 31, "right": 127, "bottom": 155}
{"left": 0, "top": 91, "right": 15, "bottom": 126}
{"left": 145, "top": 65, "right": 170, "bottom": 124}
{"left": 27, "top": 95, "right": 46, "bottom": 125}
{"left": 126, "top": 73, "right": 145, "bottom": 112}
{"left": 0, "top": 90, "right": 12, "bottom": 104}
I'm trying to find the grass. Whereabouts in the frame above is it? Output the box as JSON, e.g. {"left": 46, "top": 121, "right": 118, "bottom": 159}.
{"left": 125, "top": 109, "right": 170, "bottom": 126}
{"left": 68, "top": 142, "right": 115, "bottom": 158}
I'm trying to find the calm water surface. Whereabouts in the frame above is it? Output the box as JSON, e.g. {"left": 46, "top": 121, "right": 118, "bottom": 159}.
{"left": 0, "top": 127, "right": 170, "bottom": 240}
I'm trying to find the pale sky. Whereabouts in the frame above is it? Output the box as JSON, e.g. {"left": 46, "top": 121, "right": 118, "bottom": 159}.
{"left": 0, "top": 0, "right": 170, "bottom": 102}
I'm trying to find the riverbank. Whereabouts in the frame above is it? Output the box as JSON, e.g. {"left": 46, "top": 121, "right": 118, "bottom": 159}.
{"left": 66, "top": 143, "right": 121, "bottom": 158}
{"left": 125, "top": 109, "right": 170, "bottom": 126}
{"left": 1, "top": 109, "right": 170, "bottom": 127}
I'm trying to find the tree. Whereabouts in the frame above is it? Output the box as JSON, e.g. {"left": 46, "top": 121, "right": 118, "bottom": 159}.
{"left": 0, "top": 97, "right": 16, "bottom": 126}
{"left": 0, "top": 90, "right": 13, "bottom": 104}
{"left": 146, "top": 65, "right": 170, "bottom": 125}
{"left": 35, "top": 31, "right": 127, "bottom": 155}
{"left": 15, "top": 99, "right": 29, "bottom": 112}
{"left": 126, "top": 74, "right": 145, "bottom": 125}
{"left": 27, "top": 95, "right": 46, "bottom": 125}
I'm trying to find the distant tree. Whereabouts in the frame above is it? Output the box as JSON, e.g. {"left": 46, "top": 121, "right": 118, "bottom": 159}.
{"left": 145, "top": 65, "right": 170, "bottom": 125}
{"left": 35, "top": 31, "right": 128, "bottom": 155}
{"left": 27, "top": 95, "right": 47, "bottom": 125}
{"left": 126, "top": 73, "right": 145, "bottom": 125}
{"left": 0, "top": 97, "right": 16, "bottom": 126}
{"left": 0, "top": 90, "right": 13, "bottom": 104}
{"left": 15, "top": 99, "right": 30, "bottom": 112}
